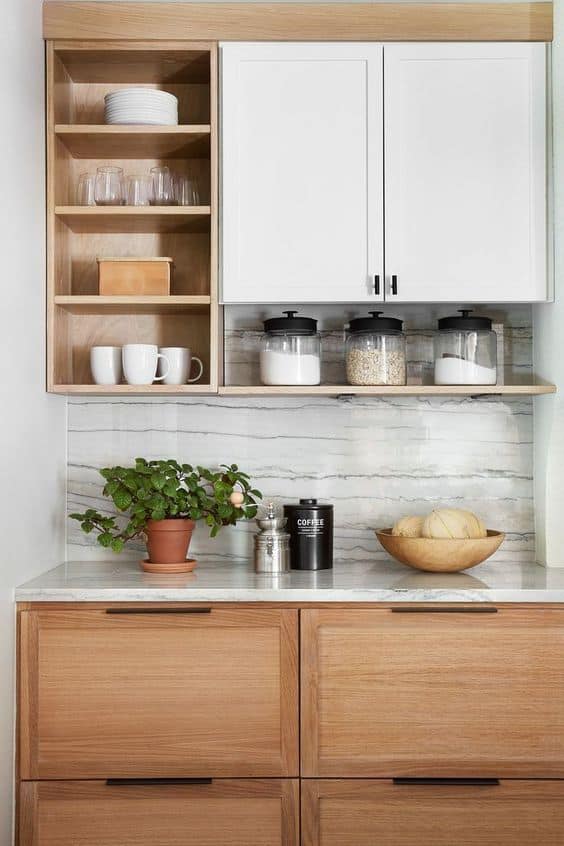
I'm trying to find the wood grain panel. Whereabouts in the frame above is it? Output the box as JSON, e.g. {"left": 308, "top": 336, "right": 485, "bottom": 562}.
{"left": 301, "top": 608, "right": 564, "bottom": 777}
{"left": 44, "top": 3, "right": 553, "bottom": 42}
{"left": 302, "top": 780, "right": 564, "bottom": 846}
{"left": 20, "top": 779, "right": 299, "bottom": 846}
{"left": 19, "top": 607, "right": 298, "bottom": 779}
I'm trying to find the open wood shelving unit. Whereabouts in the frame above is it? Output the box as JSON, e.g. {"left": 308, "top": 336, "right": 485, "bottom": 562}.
{"left": 46, "top": 40, "right": 219, "bottom": 394}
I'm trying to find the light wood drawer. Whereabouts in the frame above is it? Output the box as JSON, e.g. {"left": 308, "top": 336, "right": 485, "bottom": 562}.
{"left": 302, "top": 779, "right": 564, "bottom": 846}
{"left": 301, "top": 607, "right": 564, "bottom": 777}
{"left": 19, "top": 606, "right": 298, "bottom": 779}
{"left": 20, "top": 779, "right": 299, "bottom": 846}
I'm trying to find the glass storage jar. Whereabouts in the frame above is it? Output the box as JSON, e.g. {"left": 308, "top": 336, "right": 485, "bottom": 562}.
{"left": 434, "top": 310, "right": 497, "bottom": 385}
{"left": 345, "top": 311, "right": 406, "bottom": 386}
{"left": 259, "top": 311, "right": 321, "bottom": 386}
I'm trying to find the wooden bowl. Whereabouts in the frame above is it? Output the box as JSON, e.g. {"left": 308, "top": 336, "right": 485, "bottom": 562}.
{"left": 375, "top": 529, "right": 505, "bottom": 573}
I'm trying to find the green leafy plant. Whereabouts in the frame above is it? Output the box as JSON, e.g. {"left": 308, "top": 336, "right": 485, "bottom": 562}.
{"left": 70, "top": 458, "right": 262, "bottom": 553}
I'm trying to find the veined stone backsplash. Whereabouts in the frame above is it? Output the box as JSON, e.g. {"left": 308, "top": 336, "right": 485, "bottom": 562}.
{"left": 67, "top": 306, "right": 534, "bottom": 563}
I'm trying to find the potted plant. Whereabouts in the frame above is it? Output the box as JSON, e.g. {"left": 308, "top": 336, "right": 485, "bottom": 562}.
{"left": 70, "top": 458, "right": 261, "bottom": 573}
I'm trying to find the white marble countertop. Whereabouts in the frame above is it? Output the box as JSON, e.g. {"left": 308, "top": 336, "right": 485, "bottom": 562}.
{"left": 14, "top": 558, "right": 564, "bottom": 603}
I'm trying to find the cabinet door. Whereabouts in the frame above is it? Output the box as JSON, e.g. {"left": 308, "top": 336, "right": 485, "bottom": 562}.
{"left": 221, "top": 42, "right": 383, "bottom": 303}
{"left": 302, "top": 780, "right": 564, "bottom": 846}
{"left": 19, "top": 607, "right": 298, "bottom": 778}
{"left": 20, "top": 779, "right": 299, "bottom": 846}
{"left": 384, "top": 43, "right": 547, "bottom": 302}
{"left": 301, "top": 607, "right": 564, "bottom": 777}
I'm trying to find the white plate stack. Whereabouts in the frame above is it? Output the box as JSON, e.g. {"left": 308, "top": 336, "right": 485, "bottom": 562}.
{"left": 104, "top": 88, "right": 179, "bottom": 125}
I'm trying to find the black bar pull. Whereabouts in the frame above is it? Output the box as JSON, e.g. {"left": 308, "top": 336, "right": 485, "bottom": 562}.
{"left": 391, "top": 607, "right": 497, "bottom": 614}
{"left": 391, "top": 274, "right": 398, "bottom": 295}
{"left": 106, "top": 778, "right": 213, "bottom": 786}
{"left": 106, "top": 607, "right": 212, "bottom": 615}
{"left": 374, "top": 274, "right": 380, "bottom": 296}
{"left": 393, "top": 778, "right": 500, "bottom": 786}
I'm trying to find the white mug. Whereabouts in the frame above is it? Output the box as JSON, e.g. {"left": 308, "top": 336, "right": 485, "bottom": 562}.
{"left": 90, "top": 346, "right": 122, "bottom": 385}
{"left": 158, "top": 347, "right": 204, "bottom": 385}
{"left": 122, "top": 344, "right": 170, "bottom": 386}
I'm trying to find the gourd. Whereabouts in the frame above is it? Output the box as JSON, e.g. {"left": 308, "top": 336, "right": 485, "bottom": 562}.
{"left": 392, "top": 515, "right": 425, "bottom": 538}
{"left": 422, "top": 508, "right": 487, "bottom": 539}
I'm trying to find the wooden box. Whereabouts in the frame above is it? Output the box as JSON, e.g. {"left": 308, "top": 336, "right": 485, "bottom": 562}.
{"left": 97, "top": 257, "right": 173, "bottom": 296}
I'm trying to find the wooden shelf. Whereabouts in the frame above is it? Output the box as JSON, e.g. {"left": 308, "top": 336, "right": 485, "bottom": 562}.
{"left": 55, "top": 125, "right": 211, "bottom": 159}
{"left": 54, "top": 295, "right": 211, "bottom": 314}
{"left": 55, "top": 205, "right": 211, "bottom": 233}
{"left": 220, "top": 384, "right": 557, "bottom": 397}
{"left": 51, "top": 384, "right": 216, "bottom": 395}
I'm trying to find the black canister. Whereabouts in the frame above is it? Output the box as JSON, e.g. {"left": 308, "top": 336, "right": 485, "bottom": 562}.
{"left": 283, "top": 499, "right": 333, "bottom": 570}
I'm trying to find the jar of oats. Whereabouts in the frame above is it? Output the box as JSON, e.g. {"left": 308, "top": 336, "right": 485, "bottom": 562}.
{"left": 345, "top": 312, "right": 406, "bottom": 386}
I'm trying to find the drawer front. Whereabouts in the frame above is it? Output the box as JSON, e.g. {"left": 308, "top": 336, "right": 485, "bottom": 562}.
{"left": 20, "top": 607, "right": 298, "bottom": 779}
{"left": 20, "top": 779, "right": 299, "bottom": 846}
{"left": 301, "top": 608, "right": 564, "bottom": 777}
{"left": 302, "top": 780, "right": 564, "bottom": 846}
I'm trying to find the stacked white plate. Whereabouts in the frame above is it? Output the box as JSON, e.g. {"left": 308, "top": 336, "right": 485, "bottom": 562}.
{"left": 104, "top": 88, "right": 179, "bottom": 125}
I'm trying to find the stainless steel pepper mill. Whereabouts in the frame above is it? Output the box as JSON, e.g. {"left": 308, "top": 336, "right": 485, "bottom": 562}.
{"left": 254, "top": 502, "right": 290, "bottom": 574}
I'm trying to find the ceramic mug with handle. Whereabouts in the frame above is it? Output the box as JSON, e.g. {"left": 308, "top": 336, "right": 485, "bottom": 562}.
{"left": 158, "top": 347, "right": 204, "bottom": 385}
{"left": 122, "top": 344, "right": 170, "bottom": 385}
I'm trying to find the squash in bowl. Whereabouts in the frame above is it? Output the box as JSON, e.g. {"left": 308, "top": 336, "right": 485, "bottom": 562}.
{"left": 375, "top": 528, "right": 505, "bottom": 573}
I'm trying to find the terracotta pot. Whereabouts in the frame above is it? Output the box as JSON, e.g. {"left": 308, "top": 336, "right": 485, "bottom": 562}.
{"left": 143, "top": 518, "right": 196, "bottom": 573}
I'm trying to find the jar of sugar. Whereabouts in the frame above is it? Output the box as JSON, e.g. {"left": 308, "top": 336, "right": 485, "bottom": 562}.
{"left": 259, "top": 311, "right": 321, "bottom": 386}
{"left": 434, "top": 310, "right": 497, "bottom": 385}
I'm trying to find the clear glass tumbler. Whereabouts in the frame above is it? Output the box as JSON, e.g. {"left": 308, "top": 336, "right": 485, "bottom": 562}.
{"left": 76, "top": 172, "right": 96, "bottom": 206}
{"left": 125, "top": 174, "right": 151, "bottom": 206}
{"left": 94, "top": 166, "right": 124, "bottom": 206}
{"left": 175, "top": 176, "right": 200, "bottom": 206}
{"left": 150, "top": 166, "right": 177, "bottom": 206}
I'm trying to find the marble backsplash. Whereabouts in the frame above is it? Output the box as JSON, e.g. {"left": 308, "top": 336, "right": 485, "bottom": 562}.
{"left": 67, "top": 305, "right": 535, "bottom": 563}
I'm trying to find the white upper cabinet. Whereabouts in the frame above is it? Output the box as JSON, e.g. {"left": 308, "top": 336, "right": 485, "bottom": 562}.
{"left": 384, "top": 43, "right": 548, "bottom": 303}
{"left": 221, "top": 43, "right": 384, "bottom": 303}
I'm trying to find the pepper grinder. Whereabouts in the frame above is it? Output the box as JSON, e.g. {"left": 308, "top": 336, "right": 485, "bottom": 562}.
{"left": 254, "top": 502, "right": 290, "bottom": 574}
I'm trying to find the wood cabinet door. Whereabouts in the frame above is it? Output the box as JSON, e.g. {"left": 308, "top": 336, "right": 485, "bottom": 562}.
{"left": 19, "top": 606, "right": 298, "bottom": 779}
{"left": 20, "top": 779, "right": 299, "bottom": 846}
{"left": 221, "top": 42, "right": 384, "bottom": 304}
{"left": 384, "top": 43, "right": 548, "bottom": 303}
{"left": 302, "top": 780, "right": 564, "bottom": 846}
{"left": 301, "top": 607, "right": 564, "bottom": 777}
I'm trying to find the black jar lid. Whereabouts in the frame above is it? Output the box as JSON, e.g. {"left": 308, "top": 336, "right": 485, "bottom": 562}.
{"left": 263, "top": 310, "right": 318, "bottom": 335}
{"left": 284, "top": 499, "right": 334, "bottom": 512}
{"left": 438, "top": 309, "right": 493, "bottom": 331}
{"left": 348, "top": 311, "right": 403, "bottom": 334}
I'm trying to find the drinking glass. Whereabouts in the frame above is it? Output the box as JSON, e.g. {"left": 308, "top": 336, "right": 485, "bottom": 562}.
{"left": 175, "top": 176, "right": 200, "bottom": 206}
{"left": 125, "top": 174, "right": 151, "bottom": 206}
{"left": 150, "top": 166, "right": 177, "bottom": 206}
{"left": 94, "top": 166, "right": 125, "bottom": 206}
{"left": 76, "top": 172, "right": 96, "bottom": 206}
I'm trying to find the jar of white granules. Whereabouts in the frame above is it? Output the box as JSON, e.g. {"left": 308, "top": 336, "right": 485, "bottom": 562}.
{"left": 345, "top": 311, "right": 406, "bottom": 386}
{"left": 260, "top": 311, "right": 321, "bottom": 386}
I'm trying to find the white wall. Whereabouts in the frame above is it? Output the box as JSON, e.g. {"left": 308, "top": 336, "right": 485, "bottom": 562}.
{"left": 534, "top": 0, "right": 564, "bottom": 567}
{"left": 0, "top": 0, "right": 66, "bottom": 839}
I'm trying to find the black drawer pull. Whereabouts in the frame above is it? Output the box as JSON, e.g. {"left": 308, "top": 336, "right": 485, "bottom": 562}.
{"left": 393, "top": 778, "right": 500, "bottom": 786}
{"left": 106, "top": 607, "right": 212, "bottom": 615}
{"left": 106, "top": 778, "right": 213, "bottom": 786}
{"left": 391, "top": 607, "right": 497, "bottom": 614}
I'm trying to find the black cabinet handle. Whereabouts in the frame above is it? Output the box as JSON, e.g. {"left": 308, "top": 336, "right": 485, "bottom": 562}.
{"left": 393, "top": 778, "right": 500, "bottom": 786}
{"left": 106, "top": 778, "right": 213, "bottom": 786}
{"left": 391, "top": 274, "right": 398, "bottom": 295}
{"left": 106, "top": 607, "right": 211, "bottom": 615}
{"left": 391, "top": 607, "right": 497, "bottom": 614}
{"left": 374, "top": 274, "right": 380, "bottom": 296}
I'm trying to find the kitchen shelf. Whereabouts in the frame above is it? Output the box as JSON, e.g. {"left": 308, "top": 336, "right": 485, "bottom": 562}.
{"left": 54, "top": 295, "right": 211, "bottom": 315}
{"left": 55, "top": 205, "right": 211, "bottom": 234}
{"left": 55, "top": 125, "right": 211, "bottom": 159}
{"left": 51, "top": 384, "right": 216, "bottom": 396}
{"left": 220, "top": 384, "right": 557, "bottom": 397}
